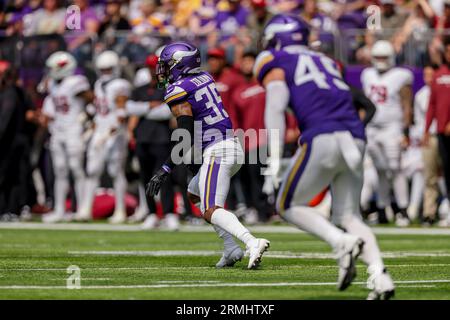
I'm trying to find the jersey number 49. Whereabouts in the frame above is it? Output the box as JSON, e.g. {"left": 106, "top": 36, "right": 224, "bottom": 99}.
{"left": 295, "top": 55, "right": 349, "bottom": 91}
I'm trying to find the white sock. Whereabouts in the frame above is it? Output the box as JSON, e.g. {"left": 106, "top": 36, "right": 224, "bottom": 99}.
{"left": 113, "top": 172, "right": 127, "bottom": 213}
{"left": 137, "top": 184, "right": 149, "bottom": 214}
{"left": 410, "top": 171, "right": 424, "bottom": 210}
{"left": 192, "top": 200, "right": 239, "bottom": 249}
{"left": 393, "top": 171, "right": 409, "bottom": 209}
{"left": 80, "top": 176, "right": 98, "bottom": 216}
{"left": 54, "top": 175, "right": 69, "bottom": 216}
{"left": 283, "top": 206, "right": 344, "bottom": 249}
{"left": 341, "top": 214, "right": 385, "bottom": 275}
{"left": 376, "top": 170, "right": 391, "bottom": 208}
{"left": 72, "top": 171, "right": 85, "bottom": 213}
{"left": 210, "top": 208, "right": 255, "bottom": 245}
{"left": 213, "top": 225, "right": 239, "bottom": 251}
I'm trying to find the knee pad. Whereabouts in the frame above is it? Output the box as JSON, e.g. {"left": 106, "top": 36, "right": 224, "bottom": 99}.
{"left": 86, "top": 159, "right": 103, "bottom": 178}
{"left": 107, "top": 159, "right": 124, "bottom": 178}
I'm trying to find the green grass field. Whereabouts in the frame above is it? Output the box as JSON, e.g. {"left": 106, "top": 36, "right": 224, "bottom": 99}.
{"left": 0, "top": 223, "right": 450, "bottom": 300}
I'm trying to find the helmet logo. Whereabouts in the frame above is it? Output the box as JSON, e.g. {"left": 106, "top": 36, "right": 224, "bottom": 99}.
{"left": 57, "top": 60, "right": 68, "bottom": 68}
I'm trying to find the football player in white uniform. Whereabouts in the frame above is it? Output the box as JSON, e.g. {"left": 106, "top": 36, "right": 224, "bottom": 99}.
{"left": 41, "top": 51, "right": 94, "bottom": 223}
{"left": 361, "top": 40, "right": 414, "bottom": 226}
{"left": 75, "top": 51, "right": 131, "bottom": 223}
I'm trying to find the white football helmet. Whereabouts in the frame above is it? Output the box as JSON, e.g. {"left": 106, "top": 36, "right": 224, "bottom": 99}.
{"left": 95, "top": 50, "right": 120, "bottom": 76}
{"left": 371, "top": 40, "right": 395, "bottom": 72}
{"left": 45, "top": 51, "right": 77, "bottom": 80}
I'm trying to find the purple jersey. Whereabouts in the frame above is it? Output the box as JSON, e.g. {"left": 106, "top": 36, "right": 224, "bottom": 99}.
{"left": 254, "top": 47, "right": 365, "bottom": 144}
{"left": 164, "top": 71, "right": 233, "bottom": 150}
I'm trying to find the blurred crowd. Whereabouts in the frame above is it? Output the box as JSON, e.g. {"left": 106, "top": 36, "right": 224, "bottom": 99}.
{"left": 1, "top": 0, "right": 450, "bottom": 64}
{"left": 1, "top": 0, "right": 450, "bottom": 228}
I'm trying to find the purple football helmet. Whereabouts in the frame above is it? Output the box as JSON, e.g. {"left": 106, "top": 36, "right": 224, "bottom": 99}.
{"left": 156, "top": 42, "right": 201, "bottom": 87}
{"left": 262, "top": 14, "right": 310, "bottom": 50}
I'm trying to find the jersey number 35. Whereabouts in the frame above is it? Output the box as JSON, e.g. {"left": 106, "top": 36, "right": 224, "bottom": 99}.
{"left": 195, "top": 83, "right": 229, "bottom": 125}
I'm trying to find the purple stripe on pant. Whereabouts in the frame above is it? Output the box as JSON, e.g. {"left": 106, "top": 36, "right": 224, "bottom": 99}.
{"left": 204, "top": 157, "right": 221, "bottom": 210}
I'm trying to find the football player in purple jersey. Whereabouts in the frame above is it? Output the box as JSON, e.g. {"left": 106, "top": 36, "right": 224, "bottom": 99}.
{"left": 254, "top": 14, "right": 394, "bottom": 299}
{"left": 146, "top": 42, "right": 270, "bottom": 269}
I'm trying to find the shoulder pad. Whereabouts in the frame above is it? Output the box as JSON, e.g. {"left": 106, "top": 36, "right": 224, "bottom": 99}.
{"left": 66, "top": 75, "right": 90, "bottom": 95}
{"left": 253, "top": 50, "right": 276, "bottom": 84}
{"left": 164, "top": 84, "right": 188, "bottom": 106}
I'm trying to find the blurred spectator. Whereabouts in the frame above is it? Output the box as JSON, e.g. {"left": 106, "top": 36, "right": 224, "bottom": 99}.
{"left": 230, "top": 51, "right": 272, "bottom": 222}
{"left": 268, "top": 0, "right": 301, "bottom": 13}
{"left": 206, "top": 46, "right": 245, "bottom": 125}
{"left": 189, "top": 0, "right": 218, "bottom": 37}
{"left": 0, "top": 61, "right": 35, "bottom": 220}
{"left": 4, "top": 12, "right": 25, "bottom": 36}
{"left": 394, "top": 0, "right": 434, "bottom": 64}
{"left": 330, "top": 0, "right": 368, "bottom": 29}
{"left": 417, "top": 65, "right": 441, "bottom": 224}
{"left": 98, "top": 0, "right": 131, "bottom": 36}
{"left": 28, "top": 0, "right": 66, "bottom": 35}
{"left": 3, "top": 0, "right": 35, "bottom": 14}
{"left": 301, "top": 0, "right": 336, "bottom": 52}
{"left": 433, "top": 0, "right": 450, "bottom": 29}
{"left": 356, "top": 31, "right": 376, "bottom": 65}
{"left": 97, "top": 0, "right": 130, "bottom": 52}
{"left": 380, "top": 0, "right": 408, "bottom": 34}
{"left": 430, "top": 0, "right": 445, "bottom": 16}
{"left": 67, "top": 0, "right": 100, "bottom": 64}
{"left": 173, "top": 0, "right": 202, "bottom": 31}
{"left": 246, "top": 0, "right": 273, "bottom": 51}
{"left": 424, "top": 40, "right": 450, "bottom": 210}
{"left": 131, "top": 0, "right": 174, "bottom": 36}
{"left": 215, "top": 0, "right": 249, "bottom": 39}
{"left": 429, "top": 0, "right": 450, "bottom": 65}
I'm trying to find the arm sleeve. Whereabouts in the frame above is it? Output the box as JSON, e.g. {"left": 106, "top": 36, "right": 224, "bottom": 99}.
{"left": 351, "top": 87, "right": 376, "bottom": 125}
{"left": 146, "top": 103, "right": 172, "bottom": 121}
{"left": 265, "top": 80, "right": 290, "bottom": 158}
{"left": 126, "top": 100, "right": 149, "bottom": 116}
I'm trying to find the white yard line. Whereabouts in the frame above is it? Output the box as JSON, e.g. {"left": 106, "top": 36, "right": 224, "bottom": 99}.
{"left": 1, "top": 222, "right": 450, "bottom": 235}
{"left": 66, "top": 250, "right": 450, "bottom": 259}
{"left": 1, "top": 263, "right": 449, "bottom": 273}
{"left": 0, "top": 279, "right": 448, "bottom": 290}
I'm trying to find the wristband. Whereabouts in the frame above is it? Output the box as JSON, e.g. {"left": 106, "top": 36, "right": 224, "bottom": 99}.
{"left": 162, "top": 164, "right": 172, "bottom": 173}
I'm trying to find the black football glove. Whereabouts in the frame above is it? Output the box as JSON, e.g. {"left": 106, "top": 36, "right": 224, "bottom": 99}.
{"left": 146, "top": 167, "right": 170, "bottom": 197}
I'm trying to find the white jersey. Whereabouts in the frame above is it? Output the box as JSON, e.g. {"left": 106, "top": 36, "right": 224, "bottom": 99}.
{"left": 93, "top": 77, "right": 131, "bottom": 133}
{"left": 42, "top": 75, "right": 90, "bottom": 137}
{"left": 361, "top": 67, "right": 413, "bottom": 127}
{"left": 411, "top": 85, "right": 436, "bottom": 139}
